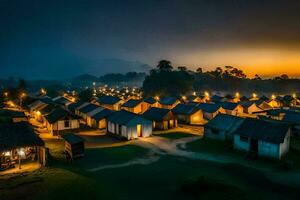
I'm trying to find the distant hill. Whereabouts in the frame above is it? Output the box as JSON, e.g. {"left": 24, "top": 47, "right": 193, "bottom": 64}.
{"left": 88, "top": 58, "right": 151, "bottom": 75}
{"left": 72, "top": 72, "right": 147, "bottom": 87}
{"left": 73, "top": 74, "right": 99, "bottom": 82}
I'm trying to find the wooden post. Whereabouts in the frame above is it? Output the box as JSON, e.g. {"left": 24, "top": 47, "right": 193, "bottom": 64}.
{"left": 18, "top": 155, "right": 21, "bottom": 169}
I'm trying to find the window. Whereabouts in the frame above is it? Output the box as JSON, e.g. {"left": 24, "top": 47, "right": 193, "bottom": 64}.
{"left": 64, "top": 120, "right": 70, "bottom": 128}
{"left": 240, "top": 135, "right": 248, "bottom": 142}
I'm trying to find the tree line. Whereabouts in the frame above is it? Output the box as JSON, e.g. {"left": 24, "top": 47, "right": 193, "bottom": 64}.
{"left": 142, "top": 60, "right": 300, "bottom": 97}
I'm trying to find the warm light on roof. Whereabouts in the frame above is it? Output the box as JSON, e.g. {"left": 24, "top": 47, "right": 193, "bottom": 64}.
{"left": 204, "top": 91, "right": 210, "bottom": 97}
{"left": 271, "top": 94, "right": 276, "bottom": 100}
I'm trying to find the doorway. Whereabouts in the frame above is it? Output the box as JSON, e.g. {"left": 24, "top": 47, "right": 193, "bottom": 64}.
{"left": 137, "top": 124, "right": 142, "bottom": 137}
{"left": 250, "top": 139, "right": 258, "bottom": 153}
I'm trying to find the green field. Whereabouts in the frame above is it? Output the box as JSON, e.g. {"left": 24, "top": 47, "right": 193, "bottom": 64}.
{"left": 1, "top": 136, "right": 300, "bottom": 200}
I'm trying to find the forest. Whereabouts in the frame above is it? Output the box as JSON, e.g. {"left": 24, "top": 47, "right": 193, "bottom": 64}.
{"left": 142, "top": 60, "right": 300, "bottom": 97}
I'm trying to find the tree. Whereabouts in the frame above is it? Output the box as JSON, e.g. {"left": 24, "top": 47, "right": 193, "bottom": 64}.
{"left": 196, "top": 67, "right": 203, "bottom": 73}
{"left": 157, "top": 60, "right": 173, "bottom": 71}
{"left": 177, "top": 66, "right": 187, "bottom": 71}
{"left": 280, "top": 74, "right": 289, "bottom": 80}
{"left": 253, "top": 74, "right": 261, "bottom": 80}
{"left": 18, "top": 78, "right": 27, "bottom": 92}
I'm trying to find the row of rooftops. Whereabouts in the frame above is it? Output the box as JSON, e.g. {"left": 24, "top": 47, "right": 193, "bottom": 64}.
{"left": 23, "top": 91, "right": 300, "bottom": 127}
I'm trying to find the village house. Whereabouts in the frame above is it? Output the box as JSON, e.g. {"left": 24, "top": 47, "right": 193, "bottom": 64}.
{"left": 223, "top": 94, "right": 240, "bottom": 103}
{"left": 197, "top": 103, "right": 225, "bottom": 120}
{"left": 77, "top": 103, "right": 100, "bottom": 120}
{"left": 264, "top": 109, "right": 286, "bottom": 120}
{"left": 240, "top": 101, "right": 262, "bottom": 114}
{"left": 267, "top": 98, "right": 281, "bottom": 108}
{"left": 172, "top": 103, "right": 203, "bottom": 125}
{"left": 253, "top": 100, "right": 273, "bottom": 110}
{"left": 121, "top": 99, "right": 148, "bottom": 114}
{"left": 233, "top": 118, "right": 290, "bottom": 160}
{"left": 95, "top": 96, "right": 123, "bottom": 110}
{"left": 61, "top": 133, "right": 85, "bottom": 160}
{"left": 282, "top": 111, "right": 300, "bottom": 136}
{"left": 143, "top": 97, "right": 161, "bottom": 109}
{"left": 34, "top": 104, "right": 59, "bottom": 122}
{"left": 142, "top": 107, "right": 177, "bottom": 130}
{"left": 73, "top": 102, "right": 91, "bottom": 116}
{"left": 106, "top": 110, "right": 152, "bottom": 140}
{"left": 0, "top": 122, "right": 46, "bottom": 171}
{"left": 187, "top": 95, "right": 204, "bottom": 103}
{"left": 67, "top": 101, "right": 86, "bottom": 114}
{"left": 28, "top": 97, "right": 53, "bottom": 117}
{"left": 85, "top": 106, "right": 107, "bottom": 126}
{"left": 204, "top": 114, "right": 244, "bottom": 140}
{"left": 159, "top": 97, "right": 180, "bottom": 109}
{"left": 44, "top": 108, "right": 80, "bottom": 136}
{"left": 216, "top": 102, "right": 244, "bottom": 116}
{"left": 88, "top": 108, "right": 115, "bottom": 129}
{"left": 0, "top": 109, "right": 28, "bottom": 123}
{"left": 52, "top": 96, "right": 73, "bottom": 107}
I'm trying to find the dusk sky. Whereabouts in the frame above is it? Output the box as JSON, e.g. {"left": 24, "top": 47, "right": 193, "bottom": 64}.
{"left": 1, "top": 0, "right": 300, "bottom": 79}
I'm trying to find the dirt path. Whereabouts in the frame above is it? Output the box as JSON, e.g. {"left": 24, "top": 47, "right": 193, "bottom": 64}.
{"left": 136, "top": 136, "right": 238, "bottom": 163}
{"left": 88, "top": 154, "right": 160, "bottom": 172}
{"left": 86, "top": 135, "right": 300, "bottom": 187}
{"left": 87, "top": 136, "right": 238, "bottom": 172}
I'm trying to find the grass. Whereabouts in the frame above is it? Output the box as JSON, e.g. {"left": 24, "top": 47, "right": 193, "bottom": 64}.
{"left": 282, "top": 137, "right": 300, "bottom": 169}
{"left": 154, "top": 132, "right": 198, "bottom": 140}
{"left": 184, "top": 137, "right": 234, "bottom": 153}
{"left": 2, "top": 136, "right": 300, "bottom": 200}
{"left": 2, "top": 155, "right": 300, "bottom": 200}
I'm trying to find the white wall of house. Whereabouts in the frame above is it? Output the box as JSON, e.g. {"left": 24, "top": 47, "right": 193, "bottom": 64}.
{"left": 107, "top": 118, "right": 152, "bottom": 140}
{"left": 233, "top": 134, "right": 250, "bottom": 151}
{"left": 258, "top": 141, "right": 279, "bottom": 159}
{"left": 279, "top": 130, "right": 290, "bottom": 158}
{"left": 53, "top": 119, "right": 80, "bottom": 131}
{"left": 234, "top": 130, "right": 290, "bottom": 160}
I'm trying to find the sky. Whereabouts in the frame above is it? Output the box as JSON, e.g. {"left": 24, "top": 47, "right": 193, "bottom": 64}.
{"left": 1, "top": 0, "right": 300, "bottom": 79}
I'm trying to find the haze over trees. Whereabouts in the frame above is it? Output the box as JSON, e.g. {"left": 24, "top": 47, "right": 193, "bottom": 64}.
{"left": 142, "top": 60, "right": 300, "bottom": 97}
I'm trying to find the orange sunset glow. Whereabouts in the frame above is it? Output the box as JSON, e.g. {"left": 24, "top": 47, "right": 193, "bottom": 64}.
{"left": 169, "top": 48, "right": 300, "bottom": 78}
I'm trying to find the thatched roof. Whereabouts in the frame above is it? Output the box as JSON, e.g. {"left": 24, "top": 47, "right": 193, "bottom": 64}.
{"left": 0, "top": 122, "right": 44, "bottom": 151}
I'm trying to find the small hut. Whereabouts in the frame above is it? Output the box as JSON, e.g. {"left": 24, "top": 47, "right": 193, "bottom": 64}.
{"left": 204, "top": 114, "right": 244, "bottom": 140}
{"left": 159, "top": 97, "right": 180, "bottom": 109}
{"left": 121, "top": 99, "right": 148, "bottom": 114}
{"left": 106, "top": 110, "right": 152, "bottom": 140}
{"left": 95, "top": 96, "right": 123, "bottom": 110}
{"left": 172, "top": 103, "right": 203, "bottom": 125}
{"left": 142, "top": 107, "right": 177, "bottom": 130}
{"left": 44, "top": 108, "right": 80, "bottom": 136}
{"left": 233, "top": 118, "right": 290, "bottom": 160}
{"left": 198, "top": 103, "right": 225, "bottom": 120}
{"left": 61, "top": 133, "right": 85, "bottom": 160}
{"left": 143, "top": 97, "right": 161, "bottom": 109}
{"left": 0, "top": 122, "right": 45, "bottom": 170}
